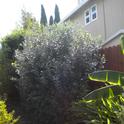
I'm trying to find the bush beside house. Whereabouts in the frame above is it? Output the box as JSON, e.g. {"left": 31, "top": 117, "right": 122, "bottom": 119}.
{"left": 15, "top": 23, "right": 102, "bottom": 124}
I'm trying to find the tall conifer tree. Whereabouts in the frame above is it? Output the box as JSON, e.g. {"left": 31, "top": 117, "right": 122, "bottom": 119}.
{"left": 40, "top": 4, "right": 47, "bottom": 26}
{"left": 49, "top": 16, "right": 53, "bottom": 25}
{"left": 54, "top": 4, "right": 60, "bottom": 23}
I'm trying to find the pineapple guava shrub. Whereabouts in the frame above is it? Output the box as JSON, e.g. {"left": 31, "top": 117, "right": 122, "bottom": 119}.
{"left": 15, "top": 23, "right": 102, "bottom": 124}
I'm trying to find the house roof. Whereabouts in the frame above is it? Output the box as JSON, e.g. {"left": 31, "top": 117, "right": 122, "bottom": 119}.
{"left": 60, "top": 0, "right": 90, "bottom": 23}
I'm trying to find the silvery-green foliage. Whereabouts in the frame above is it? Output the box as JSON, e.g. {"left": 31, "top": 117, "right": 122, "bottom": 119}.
{"left": 15, "top": 23, "right": 102, "bottom": 124}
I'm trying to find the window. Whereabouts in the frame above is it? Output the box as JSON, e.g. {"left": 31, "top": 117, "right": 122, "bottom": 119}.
{"left": 91, "top": 5, "right": 97, "bottom": 21}
{"left": 84, "top": 4, "right": 97, "bottom": 25}
{"left": 85, "top": 9, "right": 90, "bottom": 25}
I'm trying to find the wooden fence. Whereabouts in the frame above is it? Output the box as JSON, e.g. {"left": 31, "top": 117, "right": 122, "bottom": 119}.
{"left": 88, "top": 45, "right": 124, "bottom": 90}
{"left": 101, "top": 45, "right": 124, "bottom": 72}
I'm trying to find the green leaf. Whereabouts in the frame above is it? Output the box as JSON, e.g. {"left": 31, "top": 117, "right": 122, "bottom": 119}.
{"left": 89, "top": 70, "right": 124, "bottom": 85}
{"left": 107, "top": 118, "right": 111, "bottom": 124}
{"left": 121, "top": 35, "right": 124, "bottom": 54}
{"left": 84, "top": 85, "right": 123, "bottom": 100}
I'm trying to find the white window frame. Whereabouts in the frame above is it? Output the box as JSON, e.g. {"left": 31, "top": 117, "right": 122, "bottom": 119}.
{"left": 84, "top": 9, "right": 90, "bottom": 25}
{"left": 91, "top": 4, "right": 97, "bottom": 22}
{"left": 84, "top": 4, "right": 97, "bottom": 25}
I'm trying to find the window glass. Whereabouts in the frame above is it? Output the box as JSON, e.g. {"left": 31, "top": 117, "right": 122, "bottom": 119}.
{"left": 86, "top": 11, "right": 89, "bottom": 16}
{"left": 86, "top": 17, "right": 90, "bottom": 23}
{"left": 85, "top": 9, "right": 90, "bottom": 25}
{"left": 92, "top": 6, "right": 96, "bottom": 12}
{"left": 92, "top": 13, "right": 96, "bottom": 20}
{"left": 91, "top": 5, "right": 97, "bottom": 20}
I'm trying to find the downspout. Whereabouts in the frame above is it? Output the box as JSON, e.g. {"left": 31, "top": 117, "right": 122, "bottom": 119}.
{"left": 102, "top": 0, "right": 107, "bottom": 40}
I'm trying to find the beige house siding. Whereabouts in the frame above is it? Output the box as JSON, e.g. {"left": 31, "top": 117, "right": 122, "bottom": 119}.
{"left": 63, "top": 0, "right": 124, "bottom": 48}
{"left": 83, "top": 0, "right": 105, "bottom": 40}
{"left": 103, "top": 0, "right": 124, "bottom": 39}
{"left": 102, "top": 35, "right": 120, "bottom": 49}
{"left": 102, "top": 30, "right": 124, "bottom": 48}
{"left": 65, "top": 0, "right": 106, "bottom": 40}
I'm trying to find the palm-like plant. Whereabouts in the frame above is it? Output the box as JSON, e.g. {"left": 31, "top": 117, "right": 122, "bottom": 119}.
{"left": 72, "top": 36, "right": 124, "bottom": 124}
{"left": 86, "top": 35, "right": 124, "bottom": 100}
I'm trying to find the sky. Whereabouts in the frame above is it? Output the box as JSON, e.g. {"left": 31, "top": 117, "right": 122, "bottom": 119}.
{"left": 0, "top": 0, "right": 77, "bottom": 38}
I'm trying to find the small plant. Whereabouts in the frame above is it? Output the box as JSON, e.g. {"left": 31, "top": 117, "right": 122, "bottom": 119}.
{"left": 0, "top": 100, "right": 19, "bottom": 124}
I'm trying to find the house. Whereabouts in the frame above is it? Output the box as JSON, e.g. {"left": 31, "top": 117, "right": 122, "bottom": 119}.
{"left": 61, "top": 0, "right": 124, "bottom": 48}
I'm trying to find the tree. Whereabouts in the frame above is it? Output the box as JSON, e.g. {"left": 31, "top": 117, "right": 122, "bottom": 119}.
{"left": 15, "top": 23, "right": 102, "bottom": 124}
{"left": 0, "top": 10, "right": 43, "bottom": 124}
{"left": 0, "top": 9, "right": 43, "bottom": 124}
{"left": 0, "top": 9, "right": 40, "bottom": 102}
{"left": 0, "top": 29, "right": 24, "bottom": 101}
{"left": 21, "top": 9, "right": 42, "bottom": 35}
{"left": 49, "top": 15, "right": 53, "bottom": 25}
{"left": 54, "top": 4, "right": 60, "bottom": 23}
{"left": 21, "top": 9, "right": 36, "bottom": 30}
{"left": 40, "top": 4, "right": 47, "bottom": 26}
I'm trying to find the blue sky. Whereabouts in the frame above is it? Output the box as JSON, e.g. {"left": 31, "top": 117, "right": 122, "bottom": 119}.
{"left": 0, "top": 0, "right": 77, "bottom": 38}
